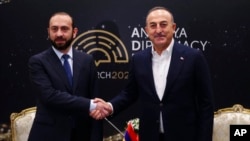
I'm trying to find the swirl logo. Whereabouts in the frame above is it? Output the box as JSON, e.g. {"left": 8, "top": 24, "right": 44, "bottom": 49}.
{"left": 71, "top": 30, "right": 129, "bottom": 67}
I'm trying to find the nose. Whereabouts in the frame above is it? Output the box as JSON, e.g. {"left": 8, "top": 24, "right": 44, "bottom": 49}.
{"left": 56, "top": 29, "right": 63, "bottom": 37}
{"left": 155, "top": 25, "right": 162, "bottom": 33}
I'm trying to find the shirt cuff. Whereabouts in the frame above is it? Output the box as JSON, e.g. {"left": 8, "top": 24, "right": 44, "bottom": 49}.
{"left": 89, "top": 99, "right": 97, "bottom": 112}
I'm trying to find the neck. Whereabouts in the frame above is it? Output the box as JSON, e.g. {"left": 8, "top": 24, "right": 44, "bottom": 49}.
{"left": 60, "top": 47, "right": 71, "bottom": 54}
{"left": 154, "top": 46, "right": 167, "bottom": 55}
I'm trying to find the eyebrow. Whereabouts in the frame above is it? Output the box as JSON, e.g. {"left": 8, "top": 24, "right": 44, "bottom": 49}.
{"left": 149, "top": 21, "right": 168, "bottom": 24}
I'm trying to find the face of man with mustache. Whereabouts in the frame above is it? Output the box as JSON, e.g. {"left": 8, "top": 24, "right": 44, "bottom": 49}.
{"left": 48, "top": 13, "right": 78, "bottom": 52}
{"left": 145, "top": 8, "right": 176, "bottom": 53}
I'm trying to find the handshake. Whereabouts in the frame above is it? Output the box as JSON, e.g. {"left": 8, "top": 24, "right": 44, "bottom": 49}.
{"left": 89, "top": 98, "right": 113, "bottom": 120}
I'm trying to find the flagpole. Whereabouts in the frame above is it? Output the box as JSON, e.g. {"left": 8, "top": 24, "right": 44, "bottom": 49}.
{"left": 104, "top": 118, "right": 125, "bottom": 137}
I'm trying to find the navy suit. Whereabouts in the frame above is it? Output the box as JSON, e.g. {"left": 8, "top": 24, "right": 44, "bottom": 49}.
{"left": 28, "top": 47, "right": 102, "bottom": 141}
{"left": 110, "top": 41, "right": 214, "bottom": 141}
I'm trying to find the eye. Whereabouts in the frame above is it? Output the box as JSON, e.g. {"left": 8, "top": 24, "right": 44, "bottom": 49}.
{"left": 160, "top": 22, "right": 167, "bottom": 28}
{"left": 50, "top": 27, "right": 58, "bottom": 32}
{"left": 149, "top": 23, "right": 157, "bottom": 29}
{"left": 160, "top": 23, "right": 168, "bottom": 28}
{"left": 61, "top": 26, "right": 69, "bottom": 32}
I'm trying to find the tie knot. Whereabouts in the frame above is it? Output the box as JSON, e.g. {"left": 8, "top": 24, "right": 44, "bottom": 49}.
{"left": 62, "top": 54, "right": 70, "bottom": 60}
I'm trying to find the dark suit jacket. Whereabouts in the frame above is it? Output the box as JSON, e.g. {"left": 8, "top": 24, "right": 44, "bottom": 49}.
{"left": 28, "top": 47, "right": 102, "bottom": 141}
{"left": 110, "top": 41, "right": 214, "bottom": 141}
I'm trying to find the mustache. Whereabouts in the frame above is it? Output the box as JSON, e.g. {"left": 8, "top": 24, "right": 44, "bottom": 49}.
{"left": 154, "top": 33, "right": 165, "bottom": 38}
{"left": 55, "top": 37, "right": 66, "bottom": 41}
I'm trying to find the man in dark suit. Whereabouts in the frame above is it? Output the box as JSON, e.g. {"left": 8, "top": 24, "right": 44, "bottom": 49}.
{"left": 92, "top": 6, "right": 214, "bottom": 141}
{"left": 28, "top": 12, "right": 107, "bottom": 141}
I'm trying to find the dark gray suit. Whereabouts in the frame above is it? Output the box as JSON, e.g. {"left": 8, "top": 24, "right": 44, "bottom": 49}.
{"left": 28, "top": 47, "right": 102, "bottom": 141}
{"left": 110, "top": 41, "right": 214, "bottom": 141}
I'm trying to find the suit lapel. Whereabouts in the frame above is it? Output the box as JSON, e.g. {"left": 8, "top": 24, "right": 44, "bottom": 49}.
{"left": 144, "top": 48, "right": 160, "bottom": 101}
{"left": 162, "top": 43, "right": 185, "bottom": 101}
{"left": 47, "top": 48, "right": 72, "bottom": 91}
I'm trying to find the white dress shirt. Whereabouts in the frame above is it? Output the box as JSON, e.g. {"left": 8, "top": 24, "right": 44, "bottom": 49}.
{"left": 52, "top": 46, "right": 73, "bottom": 75}
{"left": 152, "top": 39, "right": 174, "bottom": 133}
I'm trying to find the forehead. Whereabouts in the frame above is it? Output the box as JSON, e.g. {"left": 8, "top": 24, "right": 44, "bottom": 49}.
{"left": 146, "top": 9, "right": 172, "bottom": 23}
{"left": 49, "top": 15, "right": 72, "bottom": 27}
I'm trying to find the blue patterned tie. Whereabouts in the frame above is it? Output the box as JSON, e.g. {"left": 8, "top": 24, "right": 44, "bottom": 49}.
{"left": 62, "top": 54, "right": 72, "bottom": 86}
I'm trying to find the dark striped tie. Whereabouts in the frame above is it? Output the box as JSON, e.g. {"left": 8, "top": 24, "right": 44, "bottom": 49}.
{"left": 62, "top": 54, "right": 72, "bottom": 86}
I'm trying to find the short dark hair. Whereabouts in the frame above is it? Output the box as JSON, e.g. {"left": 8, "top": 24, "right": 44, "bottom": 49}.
{"left": 146, "top": 6, "right": 175, "bottom": 24}
{"left": 49, "top": 12, "right": 75, "bottom": 28}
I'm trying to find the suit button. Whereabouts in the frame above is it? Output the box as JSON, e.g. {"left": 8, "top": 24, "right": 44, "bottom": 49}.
{"left": 156, "top": 120, "right": 159, "bottom": 123}
{"left": 159, "top": 103, "right": 163, "bottom": 107}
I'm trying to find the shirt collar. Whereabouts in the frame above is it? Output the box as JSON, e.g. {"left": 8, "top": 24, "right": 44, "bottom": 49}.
{"left": 52, "top": 46, "right": 73, "bottom": 59}
{"left": 151, "top": 38, "right": 174, "bottom": 57}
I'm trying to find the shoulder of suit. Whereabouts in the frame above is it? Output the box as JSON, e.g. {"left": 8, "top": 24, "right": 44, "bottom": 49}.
{"left": 133, "top": 47, "right": 152, "bottom": 56}
{"left": 73, "top": 49, "right": 94, "bottom": 60}
{"left": 30, "top": 48, "right": 51, "bottom": 59}
{"left": 174, "top": 42, "right": 200, "bottom": 53}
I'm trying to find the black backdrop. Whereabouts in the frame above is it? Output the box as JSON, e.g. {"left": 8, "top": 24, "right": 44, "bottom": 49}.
{"left": 1, "top": 0, "right": 250, "bottom": 137}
